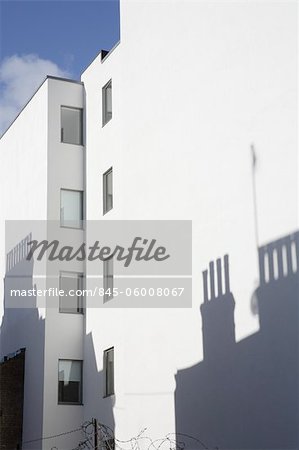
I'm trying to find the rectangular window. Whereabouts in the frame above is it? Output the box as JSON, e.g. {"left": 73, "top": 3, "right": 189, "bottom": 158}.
{"left": 104, "top": 348, "right": 114, "bottom": 397}
{"left": 58, "top": 360, "right": 82, "bottom": 404}
{"left": 103, "top": 168, "right": 113, "bottom": 215}
{"left": 61, "top": 106, "right": 83, "bottom": 145}
{"left": 60, "top": 189, "right": 83, "bottom": 229}
{"left": 59, "top": 272, "right": 84, "bottom": 313}
{"left": 103, "top": 257, "right": 113, "bottom": 302}
{"left": 102, "top": 80, "right": 112, "bottom": 126}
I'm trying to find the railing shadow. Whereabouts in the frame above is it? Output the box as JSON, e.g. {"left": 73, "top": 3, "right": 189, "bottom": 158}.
{"left": 0, "top": 234, "right": 45, "bottom": 449}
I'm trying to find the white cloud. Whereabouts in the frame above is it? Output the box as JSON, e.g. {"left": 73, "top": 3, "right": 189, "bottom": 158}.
{"left": 0, "top": 54, "right": 71, "bottom": 134}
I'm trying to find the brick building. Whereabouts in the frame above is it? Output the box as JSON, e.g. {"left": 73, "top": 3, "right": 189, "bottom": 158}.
{"left": 0, "top": 349, "right": 25, "bottom": 450}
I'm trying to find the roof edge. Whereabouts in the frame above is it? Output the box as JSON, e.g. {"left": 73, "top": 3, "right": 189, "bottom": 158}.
{"left": 81, "top": 40, "right": 121, "bottom": 77}
{"left": 0, "top": 75, "right": 83, "bottom": 140}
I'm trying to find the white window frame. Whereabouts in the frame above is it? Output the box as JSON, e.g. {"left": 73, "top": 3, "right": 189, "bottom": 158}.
{"left": 103, "top": 167, "right": 113, "bottom": 215}
{"left": 60, "top": 106, "right": 83, "bottom": 145}
{"left": 59, "top": 271, "right": 84, "bottom": 314}
{"left": 58, "top": 359, "right": 83, "bottom": 405}
{"left": 60, "top": 188, "right": 84, "bottom": 229}
{"left": 102, "top": 79, "right": 112, "bottom": 126}
{"left": 103, "top": 347, "right": 114, "bottom": 397}
{"left": 103, "top": 256, "right": 114, "bottom": 302}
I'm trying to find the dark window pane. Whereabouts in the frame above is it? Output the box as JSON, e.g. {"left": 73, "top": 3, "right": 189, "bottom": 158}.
{"left": 60, "top": 189, "right": 83, "bottom": 228}
{"left": 103, "top": 257, "right": 113, "bottom": 302}
{"left": 104, "top": 348, "right": 114, "bottom": 396}
{"left": 59, "top": 273, "right": 83, "bottom": 313}
{"left": 102, "top": 80, "right": 112, "bottom": 126}
{"left": 61, "top": 107, "right": 83, "bottom": 145}
{"left": 58, "top": 360, "right": 82, "bottom": 404}
{"left": 103, "top": 168, "right": 113, "bottom": 215}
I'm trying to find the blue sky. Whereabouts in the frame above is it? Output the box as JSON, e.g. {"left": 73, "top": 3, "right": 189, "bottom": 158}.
{"left": 0, "top": 0, "right": 120, "bottom": 78}
{"left": 0, "top": 0, "right": 120, "bottom": 133}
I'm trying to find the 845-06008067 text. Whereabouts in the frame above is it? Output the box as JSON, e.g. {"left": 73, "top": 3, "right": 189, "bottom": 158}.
{"left": 10, "top": 287, "right": 185, "bottom": 298}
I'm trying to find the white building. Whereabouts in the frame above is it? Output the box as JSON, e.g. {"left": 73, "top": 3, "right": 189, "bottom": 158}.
{"left": 0, "top": 1, "right": 297, "bottom": 450}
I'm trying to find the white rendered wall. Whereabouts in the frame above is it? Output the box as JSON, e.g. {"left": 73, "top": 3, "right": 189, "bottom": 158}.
{"left": 0, "top": 81, "right": 48, "bottom": 447}
{"left": 82, "top": 0, "right": 297, "bottom": 443}
{"left": 42, "top": 78, "right": 85, "bottom": 450}
{"left": 0, "top": 77, "right": 85, "bottom": 450}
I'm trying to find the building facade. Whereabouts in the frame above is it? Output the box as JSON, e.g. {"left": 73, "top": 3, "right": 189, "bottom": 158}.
{"left": 0, "top": 348, "right": 26, "bottom": 450}
{"left": 0, "top": 1, "right": 297, "bottom": 449}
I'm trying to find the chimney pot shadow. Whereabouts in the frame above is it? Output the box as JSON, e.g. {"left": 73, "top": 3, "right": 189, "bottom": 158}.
{"left": 175, "top": 231, "right": 299, "bottom": 449}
